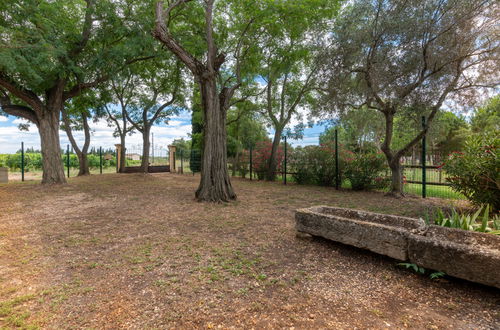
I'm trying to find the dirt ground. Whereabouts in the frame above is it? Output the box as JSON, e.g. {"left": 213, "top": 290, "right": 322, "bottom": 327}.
{"left": 0, "top": 173, "right": 498, "bottom": 329}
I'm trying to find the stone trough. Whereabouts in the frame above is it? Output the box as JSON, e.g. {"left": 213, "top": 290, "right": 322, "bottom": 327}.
{"left": 295, "top": 206, "right": 500, "bottom": 288}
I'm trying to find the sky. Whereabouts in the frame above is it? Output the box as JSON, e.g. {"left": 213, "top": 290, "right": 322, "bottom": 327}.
{"left": 0, "top": 110, "right": 326, "bottom": 154}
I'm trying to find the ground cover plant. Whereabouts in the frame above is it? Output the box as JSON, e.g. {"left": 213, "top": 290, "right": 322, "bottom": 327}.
{"left": 1, "top": 173, "right": 499, "bottom": 328}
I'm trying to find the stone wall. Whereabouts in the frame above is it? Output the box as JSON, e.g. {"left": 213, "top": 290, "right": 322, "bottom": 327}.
{"left": 295, "top": 206, "right": 500, "bottom": 288}
{"left": 123, "top": 165, "right": 170, "bottom": 173}
{"left": 0, "top": 167, "right": 8, "bottom": 183}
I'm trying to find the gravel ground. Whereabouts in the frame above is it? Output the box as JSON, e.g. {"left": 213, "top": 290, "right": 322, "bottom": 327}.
{"left": 0, "top": 173, "right": 498, "bottom": 329}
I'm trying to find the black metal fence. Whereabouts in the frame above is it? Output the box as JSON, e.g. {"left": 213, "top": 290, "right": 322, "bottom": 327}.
{"left": 173, "top": 126, "right": 462, "bottom": 200}
{"left": 0, "top": 143, "right": 116, "bottom": 181}
{"left": 7, "top": 131, "right": 462, "bottom": 200}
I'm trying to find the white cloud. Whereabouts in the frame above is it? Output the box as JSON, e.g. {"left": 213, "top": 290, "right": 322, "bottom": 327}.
{"left": 0, "top": 116, "right": 8, "bottom": 122}
{"left": 0, "top": 114, "right": 193, "bottom": 154}
{"left": 12, "top": 118, "right": 29, "bottom": 124}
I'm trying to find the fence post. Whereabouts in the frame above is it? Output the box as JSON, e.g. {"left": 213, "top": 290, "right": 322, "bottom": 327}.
{"left": 283, "top": 136, "right": 287, "bottom": 185}
{"left": 180, "top": 149, "right": 184, "bottom": 174}
{"left": 249, "top": 145, "right": 253, "bottom": 181}
{"left": 21, "top": 142, "right": 25, "bottom": 182}
{"left": 99, "top": 146, "right": 103, "bottom": 174}
{"left": 66, "top": 144, "right": 70, "bottom": 178}
{"left": 422, "top": 116, "right": 426, "bottom": 198}
{"left": 335, "top": 128, "right": 339, "bottom": 190}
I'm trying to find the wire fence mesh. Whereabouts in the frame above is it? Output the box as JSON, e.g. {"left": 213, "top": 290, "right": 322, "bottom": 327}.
{"left": 173, "top": 137, "right": 463, "bottom": 200}
{"left": 5, "top": 132, "right": 464, "bottom": 200}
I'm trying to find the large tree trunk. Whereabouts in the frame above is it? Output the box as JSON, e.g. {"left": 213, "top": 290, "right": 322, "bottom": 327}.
{"left": 140, "top": 127, "right": 150, "bottom": 173}
{"left": 119, "top": 134, "right": 126, "bottom": 173}
{"left": 380, "top": 109, "right": 404, "bottom": 196}
{"left": 388, "top": 159, "right": 404, "bottom": 196}
{"left": 195, "top": 78, "right": 236, "bottom": 202}
{"left": 39, "top": 109, "right": 67, "bottom": 184}
{"left": 266, "top": 128, "right": 282, "bottom": 181}
{"left": 78, "top": 113, "right": 91, "bottom": 176}
{"left": 77, "top": 153, "right": 90, "bottom": 176}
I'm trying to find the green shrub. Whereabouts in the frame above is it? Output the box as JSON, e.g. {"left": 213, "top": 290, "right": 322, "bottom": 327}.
{"left": 289, "top": 147, "right": 315, "bottom": 185}
{"left": 343, "top": 151, "right": 388, "bottom": 190}
{"left": 252, "top": 141, "right": 283, "bottom": 180}
{"left": 442, "top": 133, "right": 499, "bottom": 211}
{"left": 290, "top": 144, "right": 342, "bottom": 186}
{"left": 0, "top": 154, "right": 8, "bottom": 167}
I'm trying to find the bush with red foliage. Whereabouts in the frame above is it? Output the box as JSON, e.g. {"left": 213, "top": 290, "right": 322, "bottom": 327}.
{"left": 252, "top": 141, "right": 284, "bottom": 180}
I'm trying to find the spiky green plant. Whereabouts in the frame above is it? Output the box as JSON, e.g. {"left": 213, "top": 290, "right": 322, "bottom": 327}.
{"left": 433, "top": 205, "right": 500, "bottom": 235}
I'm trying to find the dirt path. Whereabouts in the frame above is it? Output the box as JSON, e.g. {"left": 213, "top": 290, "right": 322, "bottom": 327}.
{"left": 0, "top": 173, "right": 498, "bottom": 329}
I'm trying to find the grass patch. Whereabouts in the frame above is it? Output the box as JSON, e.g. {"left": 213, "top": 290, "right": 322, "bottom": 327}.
{"left": 404, "top": 183, "right": 464, "bottom": 200}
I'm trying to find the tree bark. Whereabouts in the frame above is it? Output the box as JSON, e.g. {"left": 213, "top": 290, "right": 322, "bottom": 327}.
{"left": 119, "top": 115, "right": 128, "bottom": 173}
{"left": 38, "top": 109, "right": 67, "bottom": 184}
{"left": 380, "top": 108, "right": 405, "bottom": 196}
{"left": 140, "top": 126, "right": 150, "bottom": 173}
{"left": 195, "top": 78, "right": 236, "bottom": 202}
{"left": 77, "top": 152, "right": 90, "bottom": 176}
{"left": 119, "top": 134, "right": 126, "bottom": 173}
{"left": 79, "top": 112, "right": 91, "bottom": 176}
{"left": 266, "top": 128, "right": 283, "bottom": 181}
{"left": 388, "top": 159, "right": 403, "bottom": 196}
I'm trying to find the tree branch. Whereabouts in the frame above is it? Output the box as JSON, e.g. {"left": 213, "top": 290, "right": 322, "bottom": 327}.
{"left": 0, "top": 74, "right": 44, "bottom": 113}
{"left": 61, "top": 106, "right": 83, "bottom": 155}
{"left": 69, "top": 0, "right": 95, "bottom": 57}
{"left": 153, "top": 0, "right": 203, "bottom": 75}
{"left": 64, "top": 76, "right": 110, "bottom": 101}
{"left": 0, "top": 90, "right": 39, "bottom": 124}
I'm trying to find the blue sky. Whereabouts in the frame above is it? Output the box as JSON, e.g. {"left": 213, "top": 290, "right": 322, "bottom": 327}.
{"left": 0, "top": 110, "right": 325, "bottom": 154}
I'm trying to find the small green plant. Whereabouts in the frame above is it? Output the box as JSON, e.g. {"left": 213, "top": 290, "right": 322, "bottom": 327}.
{"left": 429, "top": 271, "right": 446, "bottom": 280}
{"left": 398, "top": 263, "right": 446, "bottom": 280}
{"left": 398, "top": 263, "right": 425, "bottom": 275}
{"left": 433, "top": 205, "right": 500, "bottom": 234}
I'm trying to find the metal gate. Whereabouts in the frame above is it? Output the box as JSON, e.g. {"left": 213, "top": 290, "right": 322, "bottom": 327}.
{"left": 120, "top": 144, "right": 171, "bottom": 173}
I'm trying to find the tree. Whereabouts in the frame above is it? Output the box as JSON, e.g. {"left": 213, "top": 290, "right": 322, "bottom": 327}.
{"left": 471, "top": 95, "right": 500, "bottom": 134}
{"left": 412, "top": 110, "right": 468, "bottom": 164}
{"left": 320, "top": 108, "right": 385, "bottom": 152}
{"left": 227, "top": 102, "right": 268, "bottom": 176}
{"left": 124, "top": 60, "right": 185, "bottom": 173}
{"left": 104, "top": 71, "right": 137, "bottom": 173}
{"left": 172, "top": 138, "right": 191, "bottom": 154}
{"left": 153, "top": 0, "right": 260, "bottom": 202}
{"left": 255, "top": 0, "right": 339, "bottom": 181}
{"left": 0, "top": 0, "right": 151, "bottom": 183}
{"left": 320, "top": 0, "right": 499, "bottom": 195}
{"left": 61, "top": 91, "right": 104, "bottom": 176}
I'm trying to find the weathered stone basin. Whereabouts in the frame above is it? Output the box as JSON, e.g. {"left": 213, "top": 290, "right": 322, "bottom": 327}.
{"left": 295, "top": 206, "right": 500, "bottom": 288}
